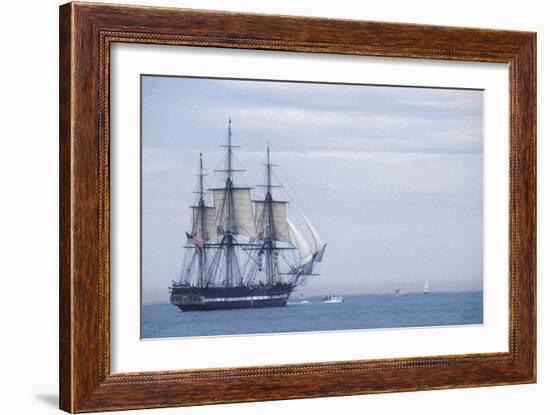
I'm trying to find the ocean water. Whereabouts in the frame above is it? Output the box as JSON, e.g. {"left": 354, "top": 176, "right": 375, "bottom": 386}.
{"left": 141, "top": 291, "right": 482, "bottom": 339}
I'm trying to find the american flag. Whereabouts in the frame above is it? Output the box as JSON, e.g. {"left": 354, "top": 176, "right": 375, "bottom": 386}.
{"left": 186, "top": 231, "right": 204, "bottom": 248}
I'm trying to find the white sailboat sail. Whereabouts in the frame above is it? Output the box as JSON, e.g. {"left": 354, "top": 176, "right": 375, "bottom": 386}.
{"left": 423, "top": 280, "right": 429, "bottom": 294}
{"left": 288, "top": 219, "right": 313, "bottom": 267}
{"left": 300, "top": 211, "right": 327, "bottom": 262}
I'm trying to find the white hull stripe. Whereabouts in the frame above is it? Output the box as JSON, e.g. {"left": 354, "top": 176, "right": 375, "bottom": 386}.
{"left": 172, "top": 294, "right": 288, "bottom": 304}
{"left": 205, "top": 294, "right": 288, "bottom": 303}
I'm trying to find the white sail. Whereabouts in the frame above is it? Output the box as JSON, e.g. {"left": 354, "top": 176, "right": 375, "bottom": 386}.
{"left": 191, "top": 206, "right": 218, "bottom": 241}
{"left": 254, "top": 200, "right": 291, "bottom": 242}
{"left": 301, "top": 212, "right": 326, "bottom": 262}
{"left": 212, "top": 188, "right": 257, "bottom": 238}
{"left": 288, "top": 219, "right": 313, "bottom": 266}
{"left": 424, "top": 280, "right": 429, "bottom": 293}
{"left": 232, "top": 189, "right": 257, "bottom": 237}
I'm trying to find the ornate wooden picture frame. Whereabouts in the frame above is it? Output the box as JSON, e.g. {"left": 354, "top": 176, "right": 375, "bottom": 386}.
{"left": 59, "top": 2, "right": 536, "bottom": 412}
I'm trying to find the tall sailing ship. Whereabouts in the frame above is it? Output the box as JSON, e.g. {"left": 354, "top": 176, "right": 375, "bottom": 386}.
{"left": 169, "top": 120, "right": 326, "bottom": 311}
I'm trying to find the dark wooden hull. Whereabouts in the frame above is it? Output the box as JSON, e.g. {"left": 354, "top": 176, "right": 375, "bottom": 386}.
{"left": 170, "top": 283, "right": 293, "bottom": 312}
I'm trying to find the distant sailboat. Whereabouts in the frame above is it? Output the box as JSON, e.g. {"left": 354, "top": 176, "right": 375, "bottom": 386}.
{"left": 423, "top": 280, "right": 429, "bottom": 294}
{"left": 394, "top": 289, "right": 404, "bottom": 296}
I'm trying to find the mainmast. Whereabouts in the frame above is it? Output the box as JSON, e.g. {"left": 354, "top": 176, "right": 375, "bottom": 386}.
{"left": 197, "top": 152, "right": 206, "bottom": 287}
{"left": 267, "top": 146, "right": 272, "bottom": 192}
{"left": 220, "top": 118, "right": 242, "bottom": 287}
{"left": 202, "top": 119, "right": 257, "bottom": 288}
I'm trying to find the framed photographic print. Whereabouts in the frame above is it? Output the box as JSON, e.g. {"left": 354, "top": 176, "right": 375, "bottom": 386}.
{"left": 59, "top": 2, "right": 536, "bottom": 412}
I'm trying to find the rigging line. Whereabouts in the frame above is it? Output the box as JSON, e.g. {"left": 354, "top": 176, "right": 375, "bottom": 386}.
{"left": 176, "top": 249, "right": 189, "bottom": 283}
{"left": 243, "top": 259, "right": 261, "bottom": 285}
{"left": 226, "top": 151, "right": 259, "bottom": 197}
{"left": 208, "top": 152, "right": 228, "bottom": 189}
{"left": 225, "top": 131, "right": 282, "bottom": 197}
{"left": 242, "top": 149, "right": 284, "bottom": 204}
{"left": 279, "top": 249, "right": 299, "bottom": 270}
{"left": 229, "top": 132, "right": 272, "bottom": 193}
{"left": 271, "top": 166, "right": 321, "bottom": 231}
{"left": 262, "top": 141, "right": 298, "bottom": 196}
{"left": 231, "top": 132, "right": 264, "bottom": 160}
{"left": 206, "top": 246, "right": 224, "bottom": 286}
{"left": 268, "top": 152, "right": 301, "bottom": 204}
{"left": 230, "top": 248, "right": 244, "bottom": 286}
{"left": 183, "top": 251, "right": 198, "bottom": 285}
{"left": 251, "top": 146, "right": 296, "bottom": 208}
{"left": 240, "top": 244, "right": 262, "bottom": 266}
{"left": 180, "top": 234, "right": 196, "bottom": 281}
{"left": 199, "top": 164, "right": 215, "bottom": 206}
{"left": 241, "top": 249, "right": 254, "bottom": 283}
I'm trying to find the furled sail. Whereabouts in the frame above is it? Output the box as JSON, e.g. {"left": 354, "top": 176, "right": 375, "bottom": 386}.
{"left": 254, "top": 200, "right": 291, "bottom": 242}
{"left": 212, "top": 188, "right": 257, "bottom": 238}
{"left": 191, "top": 206, "right": 217, "bottom": 241}
{"left": 301, "top": 212, "right": 327, "bottom": 262}
{"left": 288, "top": 219, "right": 314, "bottom": 274}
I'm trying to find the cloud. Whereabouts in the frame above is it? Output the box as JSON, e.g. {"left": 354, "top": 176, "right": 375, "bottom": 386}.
{"left": 142, "top": 76, "right": 483, "bottom": 155}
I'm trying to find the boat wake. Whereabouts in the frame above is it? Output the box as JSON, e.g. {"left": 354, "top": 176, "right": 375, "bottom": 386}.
{"left": 288, "top": 300, "right": 311, "bottom": 305}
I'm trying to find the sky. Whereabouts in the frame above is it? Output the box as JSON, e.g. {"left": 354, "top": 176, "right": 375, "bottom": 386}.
{"left": 141, "top": 75, "right": 483, "bottom": 303}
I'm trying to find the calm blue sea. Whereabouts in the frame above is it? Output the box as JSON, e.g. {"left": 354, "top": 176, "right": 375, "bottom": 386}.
{"left": 141, "top": 291, "right": 483, "bottom": 339}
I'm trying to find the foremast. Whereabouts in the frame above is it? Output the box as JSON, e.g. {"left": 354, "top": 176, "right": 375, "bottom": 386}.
{"left": 185, "top": 151, "right": 213, "bottom": 288}
{"left": 196, "top": 152, "right": 207, "bottom": 287}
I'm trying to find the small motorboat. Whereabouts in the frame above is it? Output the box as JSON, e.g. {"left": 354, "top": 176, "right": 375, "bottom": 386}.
{"left": 322, "top": 294, "right": 344, "bottom": 304}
